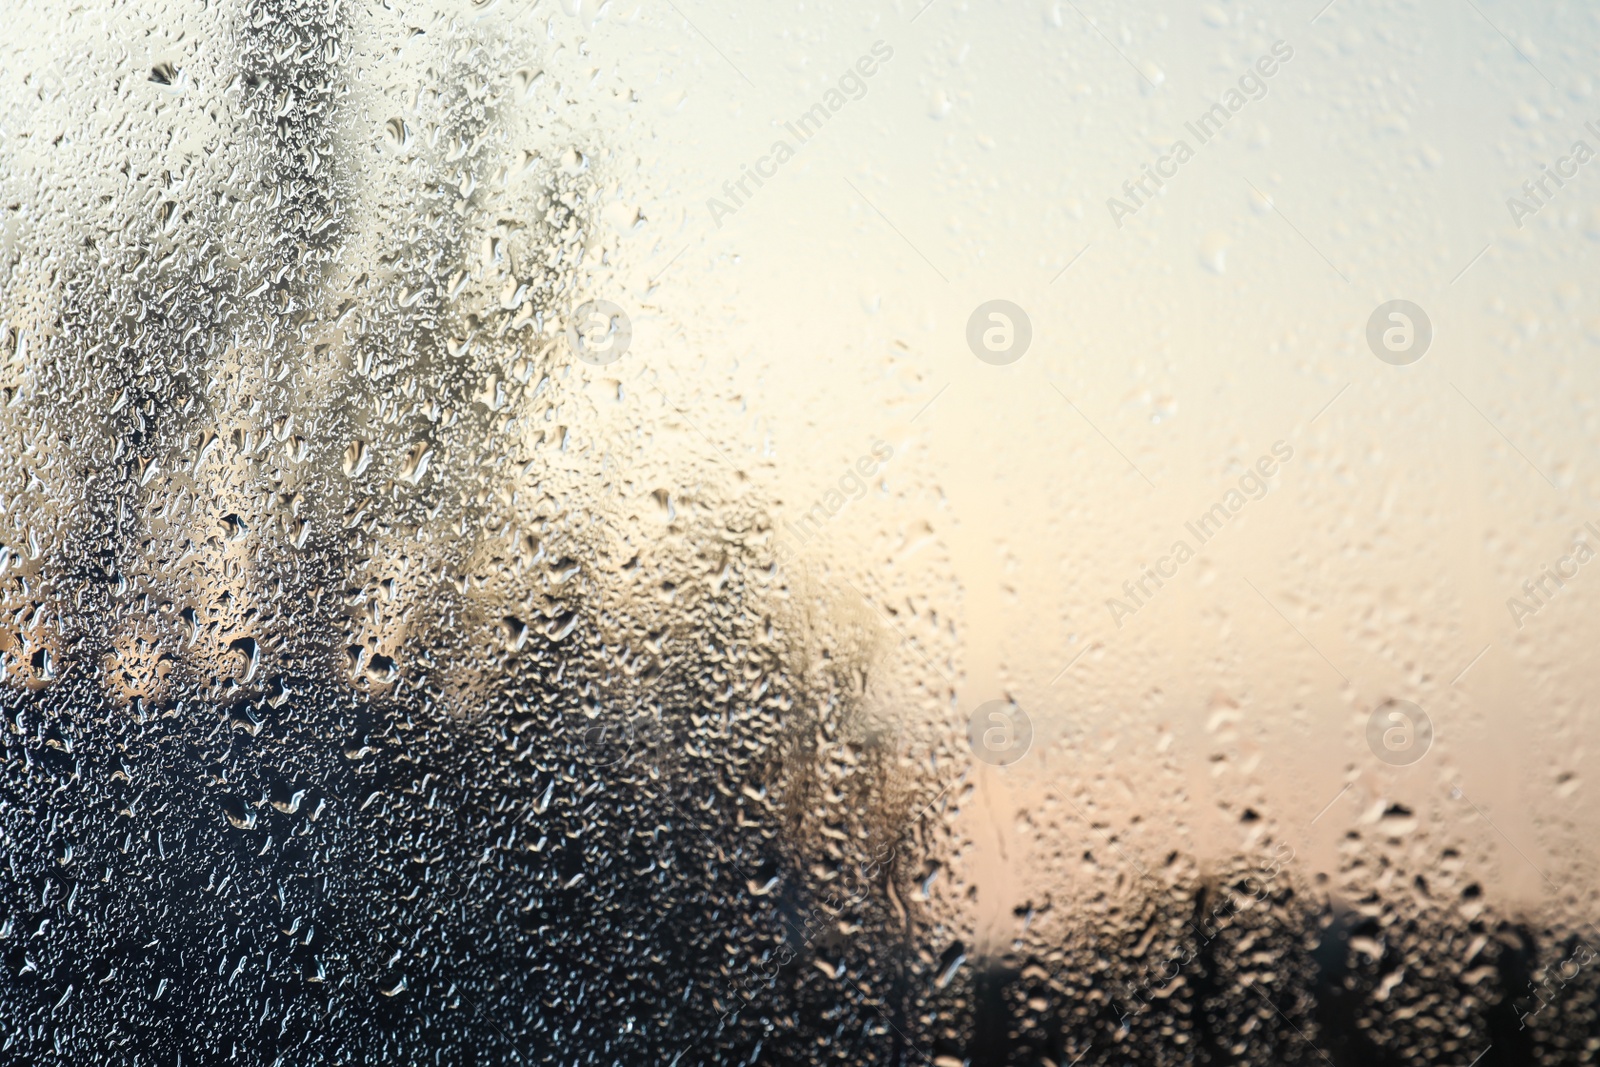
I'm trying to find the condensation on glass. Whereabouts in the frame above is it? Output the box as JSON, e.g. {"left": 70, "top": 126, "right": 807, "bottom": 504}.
{"left": 0, "top": 0, "right": 1596, "bottom": 1064}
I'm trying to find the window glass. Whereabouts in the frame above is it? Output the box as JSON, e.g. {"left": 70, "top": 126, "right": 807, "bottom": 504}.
{"left": 1, "top": 1, "right": 1595, "bottom": 1064}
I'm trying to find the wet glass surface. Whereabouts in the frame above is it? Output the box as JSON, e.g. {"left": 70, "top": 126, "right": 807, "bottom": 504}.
{"left": 1, "top": 1, "right": 1598, "bottom": 1063}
